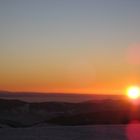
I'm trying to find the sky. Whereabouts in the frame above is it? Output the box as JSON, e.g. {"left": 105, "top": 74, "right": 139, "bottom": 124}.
{"left": 1, "top": 0, "right": 140, "bottom": 94}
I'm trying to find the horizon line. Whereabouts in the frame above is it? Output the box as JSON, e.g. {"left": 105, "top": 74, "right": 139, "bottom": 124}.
{"left": 0, "top": 89, "right": 124, "bottom": 96}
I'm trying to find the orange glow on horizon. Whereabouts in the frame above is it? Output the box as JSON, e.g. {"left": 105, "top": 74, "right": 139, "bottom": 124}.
{"left": 0, "top": 83, "right": 124, "bottom": 94}
{"left": 1, "top": 78, "right": 136, "bottom": 94}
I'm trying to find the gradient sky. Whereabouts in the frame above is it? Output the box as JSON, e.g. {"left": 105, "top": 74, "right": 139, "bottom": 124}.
{"left": 1, "top": 0, "right": 140, "bottom": 94}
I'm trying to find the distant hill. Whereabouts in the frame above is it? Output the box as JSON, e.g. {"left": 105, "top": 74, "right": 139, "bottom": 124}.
{"left": 0, "top": 97, "right": 136, "bottom": 127}
{"left": 0, "top": 91, "right": 125, "bottom": 102}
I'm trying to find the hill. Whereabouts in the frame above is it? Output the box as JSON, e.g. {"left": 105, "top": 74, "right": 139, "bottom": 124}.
{"left": 0, "top": 98, "right": 136, "bottom": 127}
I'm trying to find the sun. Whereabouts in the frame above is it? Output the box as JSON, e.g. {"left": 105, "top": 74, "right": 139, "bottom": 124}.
{"left": 127, "top": 86, "right": 140, "bottom": 99}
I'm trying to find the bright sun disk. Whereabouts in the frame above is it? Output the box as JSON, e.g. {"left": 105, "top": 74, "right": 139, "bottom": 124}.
{"left": 127, "top": 86, "right": 140, "bottom": 99}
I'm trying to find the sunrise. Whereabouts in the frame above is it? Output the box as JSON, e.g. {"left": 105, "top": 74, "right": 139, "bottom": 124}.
{"left": 1, "top": 0, "right": 140, "bottom": 140}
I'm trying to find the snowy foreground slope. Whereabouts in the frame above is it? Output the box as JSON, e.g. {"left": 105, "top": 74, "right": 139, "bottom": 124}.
{"left": 0, "top": 125, "right": 127, "bottom": 140}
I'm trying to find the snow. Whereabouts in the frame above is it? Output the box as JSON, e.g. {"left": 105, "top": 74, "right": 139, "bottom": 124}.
{"left": 0, "top": 125, "right": 127, "bottom": 140}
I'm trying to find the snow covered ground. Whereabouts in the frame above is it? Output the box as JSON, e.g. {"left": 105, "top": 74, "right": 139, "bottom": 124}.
{"left": 0, "top": 125, "right": 127, "bottom": 140}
